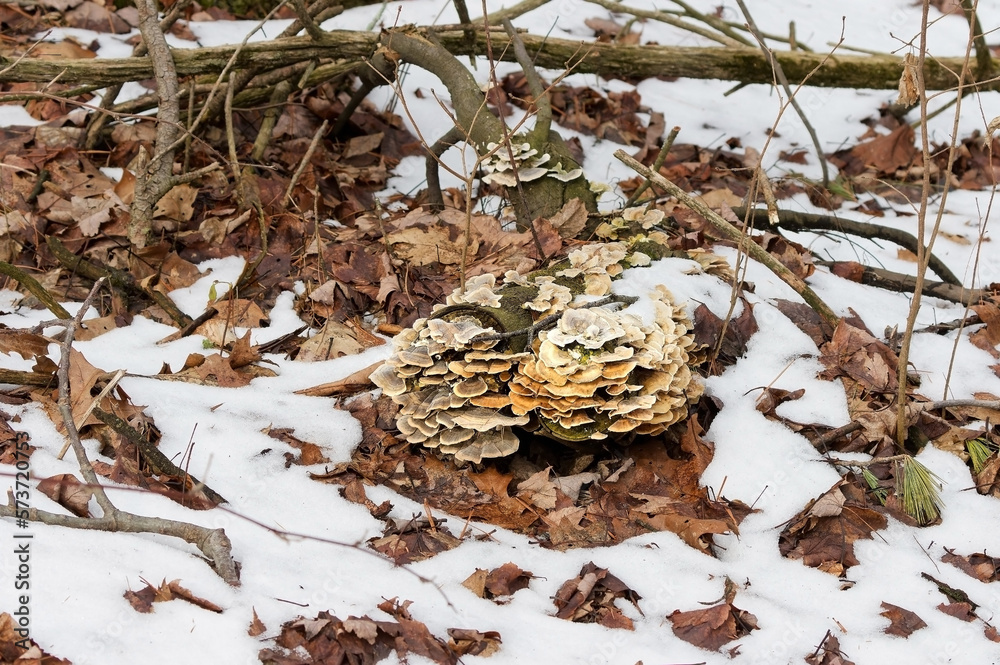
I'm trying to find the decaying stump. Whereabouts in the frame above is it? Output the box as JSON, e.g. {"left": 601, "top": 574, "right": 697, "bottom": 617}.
{"left": 371, "top": 209, "right": 730, "bottom": 463}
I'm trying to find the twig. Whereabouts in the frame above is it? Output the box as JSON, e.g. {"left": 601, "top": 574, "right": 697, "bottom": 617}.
{"left": 587, "top": 0, "right": 746, "bottom": 47}
{"left": 291, "top": 0, "right": 325, "bottom": 41}
{"left": 824, "top": 453, "right": 912, "bottom": 468}
{"left": 0, "top": 261, "right": 71, "bottom": 319}
{"left": 733, "top": 206, "right": 961, "bottom": 285}
{"left": 90, "top": 407, "right": 227, "bottom": 505}
{"left": 734, "top": 0, "right": 829, "bottom": 186}
{"left": 814, "top": 260, "right": 983, "bottom": 304}
{"left": 625, "top": 125, "right": 679, "bottom": 208}
{"left": 503, "top": 18, "right": 552, "bottom": 139}
{"left": 56, "top": 280, "right": 115, "bottom": 518}
{"left": 283, "top": 119, "right": 329, "bottom": 207}
{"left": 960, "top": 0, "right": 992, "bottom": 82}
{"left": 251, "top": 79, "right": 293, "bottom": 162}
{"left": 56, "top": 369, "right": 126, "bottom": 461}
{"left": 6, "top": 277, "right": 241, "bottom": 583}
{"left": 425, "top": 126, "right": 466, "bottom": 211}
{"left": 896, "top": 2, "right": 975, "bottom": 448}
{"left": 471, "top": 294, "right": 638, "bottom": 342}
{"left": 476, "top": 0, "right": 550, "bottom": 24}
{"left": 811, "top": 421, "right": 863, "bottom": 450}
{"left": 46, "top": 237, "right": 193, "bottom": 327}
{"left": 0, "top": 502, "right": 238, "bottom": 584}
{"left": 614, "top": 150, "right": 840, "bottom": 328}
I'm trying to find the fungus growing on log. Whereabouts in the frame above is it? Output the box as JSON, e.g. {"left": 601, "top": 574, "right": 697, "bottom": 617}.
{"left": 371, "top": 228, "right": 724, "bottom": 463}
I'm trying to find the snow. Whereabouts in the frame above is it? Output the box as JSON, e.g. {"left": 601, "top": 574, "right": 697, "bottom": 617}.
{"left": 4, "top": 1, "right": 1000, "bottom": 663}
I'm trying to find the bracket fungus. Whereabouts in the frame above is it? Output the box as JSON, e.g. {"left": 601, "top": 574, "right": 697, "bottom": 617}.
{"left": 371, "top": 232, "right": 722, "bottom": 464}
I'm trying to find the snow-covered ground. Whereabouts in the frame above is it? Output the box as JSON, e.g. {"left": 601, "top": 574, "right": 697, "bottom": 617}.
{"left": 4, "top": 1, "right": 1000, "bottom": 663}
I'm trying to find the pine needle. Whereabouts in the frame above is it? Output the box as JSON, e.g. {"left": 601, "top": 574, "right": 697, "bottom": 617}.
{"left": 861, "top": 468, "right": 888, "bottom": 505}
{"left": 897, "top": 456, "right": 943, "bottom": 526}
{"left": 966, "top": 437, "right": 993, "bottom": 475}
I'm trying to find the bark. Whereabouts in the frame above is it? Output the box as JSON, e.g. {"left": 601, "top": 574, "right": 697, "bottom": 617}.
{"left": 1, "top": 30, "right": 989, "bottom": 91}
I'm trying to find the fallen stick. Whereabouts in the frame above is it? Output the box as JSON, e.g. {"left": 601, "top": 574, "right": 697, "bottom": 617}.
{"left": 614, "top": 150, "right": 841, "bottom": 329}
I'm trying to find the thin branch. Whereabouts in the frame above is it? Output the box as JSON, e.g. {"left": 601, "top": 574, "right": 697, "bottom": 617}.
{"left": 733, "top": 205, "right": 961, "bottom": 285}
{"left": 129, "top": 0, "right": 183, "bottom": 248}
{"left": 283, "top": 120, "right": 330, "bottom": 207}
{"left": 814, "top": 260, "right": 983, "bottom": 304}
{"left": 615, "top": 150, "right": 840, "bottom": 328}
{"left": 896, "top": 0, "right": 975, "bottom": 448}
{"left": 587, "top": 0, "right": 746, "bottom": 47}
{"left": 0, "top": 262, "right": 71, "bottom": 319}
{"left": 734, "top": 0, "right": 830, "bottom": 186}
{"left": 625, "top": 125, "right": 679, "bottom": 207}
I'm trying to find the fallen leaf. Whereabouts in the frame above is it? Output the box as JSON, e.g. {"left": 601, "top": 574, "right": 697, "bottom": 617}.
{"left": 553, "top": 562, "right": 641, "bottom": 630}
{"left": 37, "top": 473, "right": 93, "bottom": 517}
{"left": 249, "top": 608, "right": 267, "bottom": 637}
{"left": 668, "top": 600, "right": 758, "bottom": 651}
{"left": 880, "top": 601, "right": 927, "bottom": 637}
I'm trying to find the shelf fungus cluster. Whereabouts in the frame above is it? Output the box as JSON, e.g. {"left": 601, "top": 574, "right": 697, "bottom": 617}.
{"left": 371, "top": 237, "right": 708, "bottom": 464}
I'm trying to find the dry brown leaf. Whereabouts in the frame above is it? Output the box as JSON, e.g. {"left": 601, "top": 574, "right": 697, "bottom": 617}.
{"left": 387, "top": 226, "right": 478, "bottom": 266}
{"left": 0, "top": 611, "right": 72, "bottom": 663}
{"left": 668, "top": 601, "right": 758, "bottom": 651}
{"left": 553, "top": 562, "right": 641, "bottom": 630}
{"left": 805, "top": 633, "right": 856, "bottom": 665}
{"left": 344, "top": 132, "right": 384, "bottom": 158}
{"left": 295, "top": 360, "right": 383, "bottom": 397}
{"left": 297, "top": 319, "right": 367, "bottom": 361}
{"left": 0, "top": 329, "right": 50, "bottom": 360}
{"left": 779, "top": 480, "right": 888, "bottom": 573}
{"left": 548, "top": 198, "right": 589, "bottom": 238}
{"left": 880, "top": 601, "right": 927, "bottom": 637}
{"left": 249, "top": 608, "right": 267, "bottom": 637}
{"left": 447, "top": 628, "right": 502, "bottom": 657}
{"left": 37, "top": 473, "right": 93, "bottom": 517}
{"left": 30, "top": 39, "right": 96, "bottom": 59}
{"left": 942, "top": 549, "right": 1000, "bottom": 583}
{"left": 154, "top": 183, "right": 198, "bottom": 222}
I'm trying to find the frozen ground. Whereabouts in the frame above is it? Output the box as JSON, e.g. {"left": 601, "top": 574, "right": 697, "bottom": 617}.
{"left": 4, "top": 1, "right": 1000, "bottom": 663}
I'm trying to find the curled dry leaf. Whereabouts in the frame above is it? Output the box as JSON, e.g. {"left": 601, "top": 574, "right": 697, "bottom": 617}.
{"left": 779, "top": 480, "right": 888, "bottom": 576}
{"left": 37, "top": 473, "right": 93, "bottom": 517}
{"left": 368, "top": 517, "right": 462, "bottom": 565}
{"left": 942, "top": 548, "right": 1000, "bottom": 583}
{"left": 805, "top": 632, "right": 856, "bottom": 665}
{"left": 462, "top": 562, "right": 533, "bottom": 602}
{"left": 553, "top": 562, "right": 641, "bottom": 630}
{"left": 261, "top": 606, "right": 471, "bottom": 665}
{"left": 0, "top": 612, "right": 72, "bottom": 664}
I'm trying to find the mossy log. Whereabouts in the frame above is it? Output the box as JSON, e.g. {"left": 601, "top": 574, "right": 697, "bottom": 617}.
{"left": 371, "top": 237, "right": 711, "bottom": 463}
{"left": 1, "top": 29, "right": 987, "bottom": 91}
